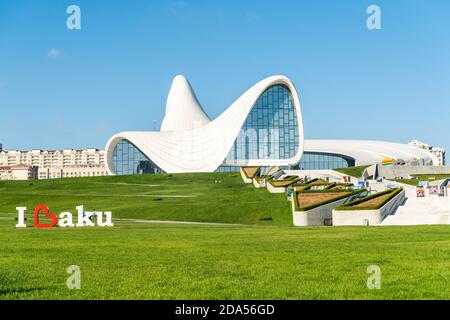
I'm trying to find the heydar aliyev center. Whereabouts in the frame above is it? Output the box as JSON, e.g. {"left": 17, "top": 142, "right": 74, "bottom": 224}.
{"left": 105, "top": 75, "right": 439, "bottom": 175}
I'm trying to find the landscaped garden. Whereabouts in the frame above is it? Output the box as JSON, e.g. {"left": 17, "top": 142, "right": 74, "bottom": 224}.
{"left": 393, "top": 174, "right": 450, "bottom": 186}
{"left": 335, "top": 188, "right": 403, "bottom": 211}
{"left": 0, "top": 172, "right": 293, "bottom": 226}
{"left": 293, "top": 190, "right": 354, "bottom": 211}
{"left": 334, "top": 165, "right": 370, "bottom": 178}
{"left": 2, "top": 173, "right": 450, "bottom": 299}
{"left": 267, "top": 176, "right": 299, "bottom": 188}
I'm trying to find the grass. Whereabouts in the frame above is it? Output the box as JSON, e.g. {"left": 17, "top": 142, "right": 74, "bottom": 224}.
{"left": 2, "top": 173, "right": 450, "bottom": 300}
{"left": 393, "top": 179, "right": 421, "bottom": 186}
{"left": 413, "top": 174, "right": 450, "bottom": 181}
{"left": 391, "top": 174, "right": 450, "bottom": 187}
{"left": 2, "top": 219, "right": 450, "bottom": 299}
{"left": 334, "top": 165, "right": 371, "bottom": 178}
{"left": 0, "top": 173, "right": 292, "bottom": 226}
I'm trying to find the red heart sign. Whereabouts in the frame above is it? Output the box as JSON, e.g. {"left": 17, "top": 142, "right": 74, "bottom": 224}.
{"left": 34, "top": 204, "right": 58, "bottom": 228}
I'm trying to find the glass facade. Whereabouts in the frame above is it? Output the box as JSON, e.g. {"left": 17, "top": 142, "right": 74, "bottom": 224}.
{"left": 215, "top": 166, "right": 241, "bottom": 173}
{"left": 222, "top": 85, "right": 299, "bottom": 166}
{"left": 296, "top": 152, "right": 355, "bottom": 170}
{"left": 113, "top": 139, "right": 163, "bottom": 175}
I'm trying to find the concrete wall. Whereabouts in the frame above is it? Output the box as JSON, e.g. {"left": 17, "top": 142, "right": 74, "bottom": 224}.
{"left": 284, "top": 169, "right": 349, "bottom": 183}
{"left": 333, "top": 189, "right": 406, "bottom": 226}
{"left": 377, "top": 165, "right": 450, "bottom": 180}
{"left": 240, "top": 168, "right": 253, "bottom": 184}
{"left": 253, "top": 178, "right": 266, "bottom": 188}
{"left": 292, "top": 197, "right": 350, "bottom": 227}
{"left": 267, "top": 183, "right": 288, "bottom": 194}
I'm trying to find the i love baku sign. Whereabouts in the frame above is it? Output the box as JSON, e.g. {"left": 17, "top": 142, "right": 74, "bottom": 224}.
{"left": 15, "top": 205, "right": 114, "bottom": 228}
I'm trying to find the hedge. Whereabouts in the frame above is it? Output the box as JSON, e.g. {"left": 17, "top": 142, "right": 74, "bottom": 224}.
{"left": 334, "top": 188, "right": 403, "bottom": 211}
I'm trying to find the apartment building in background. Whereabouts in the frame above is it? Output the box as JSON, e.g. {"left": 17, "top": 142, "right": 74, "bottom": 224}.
{"left": 0, "top": 164, "right": 38, "bottom": 181}
{"left": 409, "top": 140, "right": 446, "bottom": 166}
{"left": 0, "top": 147, "right": 109, "bottom": 180}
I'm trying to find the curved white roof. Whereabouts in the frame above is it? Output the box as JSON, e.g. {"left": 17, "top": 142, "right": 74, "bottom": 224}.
{"left": 105, "top": 75, "right": 304, "bottom": 173}
{"left": 105, "top": 74, "right": 438, "bottom": 174}
{"left": 161, "top": 75, "right": 211, "bottom": 132}
{"left": 304, "top": 140, "right": 439, "bottom": 166}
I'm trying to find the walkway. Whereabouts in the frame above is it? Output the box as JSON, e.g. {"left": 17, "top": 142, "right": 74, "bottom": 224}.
{"left": 113, "top": 218, "right": 245, "bottom": 226}
{"left": 380, "top": 184, "right": 450, "bottom": 226}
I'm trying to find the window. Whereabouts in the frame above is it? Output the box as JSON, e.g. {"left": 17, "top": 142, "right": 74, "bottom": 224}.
{"left": 222, "top": 85, "right": 299, "bottom": 166}
{"left": 296, "top": 152, "right": 355, "bottom": 170}
{"left": 113, "top": 139, "right": 163, "bottom": 175}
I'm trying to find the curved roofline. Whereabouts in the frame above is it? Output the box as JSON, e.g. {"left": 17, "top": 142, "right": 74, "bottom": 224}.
{"left": 105, "top": 75, "right": 305, "bottom": 174}
{"left": 304, "top": 139, "right": 439, "bottom": 166}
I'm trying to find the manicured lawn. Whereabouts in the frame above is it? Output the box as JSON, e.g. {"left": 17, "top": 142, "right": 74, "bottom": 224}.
{"left": 0, "top": 173, "right": 292, "bottom": 226}
{"left": 2, "top": 173, "right": 450, "bottom": 300}
{"left": 394, "top": 179, "right": 421, "bottom": 186}
{"left": 334, "top": 166, "right": 371, "bottom": 178}
{"left": 413, "top": 174, "right": 450, "bottom": 181}
{"left": 393, "top": 174, "right": 450, "bottom": 187}
{"left": 2, "top": 219, "right": 450, "bottom": 299}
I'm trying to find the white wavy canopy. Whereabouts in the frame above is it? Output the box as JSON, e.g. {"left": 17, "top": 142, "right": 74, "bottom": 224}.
{"left": 303, "top": 140, "right": 440, "bottom": 166}
{"left": 105, "top": 75, "right": 439, "bottom": 174}
{"left": 105, "top": 75, "right": 305, "bottom": 173}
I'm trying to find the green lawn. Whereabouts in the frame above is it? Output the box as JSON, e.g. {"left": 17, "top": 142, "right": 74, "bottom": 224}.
{"left": 2, "top": 219, "right": 450, "bottom": 299}
{"left": 334, "top": 165, "right": 370, "bottom": 178}
{"left": 2, "top": 173, "right": 450, "bottom": 300}
{"left": 0, "top": 173, "right": 292, "bottom": 226}
{"left": 392, "top": 174, "right": 450, "bottom": 187}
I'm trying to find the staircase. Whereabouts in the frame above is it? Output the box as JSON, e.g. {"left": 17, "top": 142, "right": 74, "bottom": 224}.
{"left": 380, "top": 184, "right": 450, "bottom": 226}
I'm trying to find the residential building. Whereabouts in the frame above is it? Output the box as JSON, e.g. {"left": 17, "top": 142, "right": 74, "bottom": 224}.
{"left": 38, "top": 164, "right": 109, "bottom": 179}
{"left": 0, "top": 148, "right": 109, "bottom": 180}
{"left": 0, "top": 165, "right": 38, "bottom": 180}
{"left": 409, "top": 140, "right": 446, "bottom": 166}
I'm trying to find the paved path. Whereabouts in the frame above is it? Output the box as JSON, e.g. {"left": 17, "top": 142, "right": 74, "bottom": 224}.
{"left": 0, "top": 213, "right": 244, "bottom": 226}
{"left": 113, "top": 218, "right": 245, "bottom": 226}
{"left": 0, "top": 193, "right": 195, "bottom": 198}
{"left": 381, "top": 183, "right": 450, "bottom": 226}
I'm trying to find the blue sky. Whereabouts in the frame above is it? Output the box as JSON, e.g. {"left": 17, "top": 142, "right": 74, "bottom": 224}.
{"left": 0, "top": 0, "right": 449, "bottom": 152}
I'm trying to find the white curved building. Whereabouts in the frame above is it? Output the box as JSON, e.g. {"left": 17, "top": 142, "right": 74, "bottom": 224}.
{"left": 105, "top": 75, "right": 438, "bottom": 175}
{"left": 300, "top": 140, "right": 439, "bottom": 170}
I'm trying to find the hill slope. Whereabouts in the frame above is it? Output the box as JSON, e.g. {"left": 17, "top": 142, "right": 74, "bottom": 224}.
{"left": 0, "top": 173, "right": 292, "bottom": 226}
